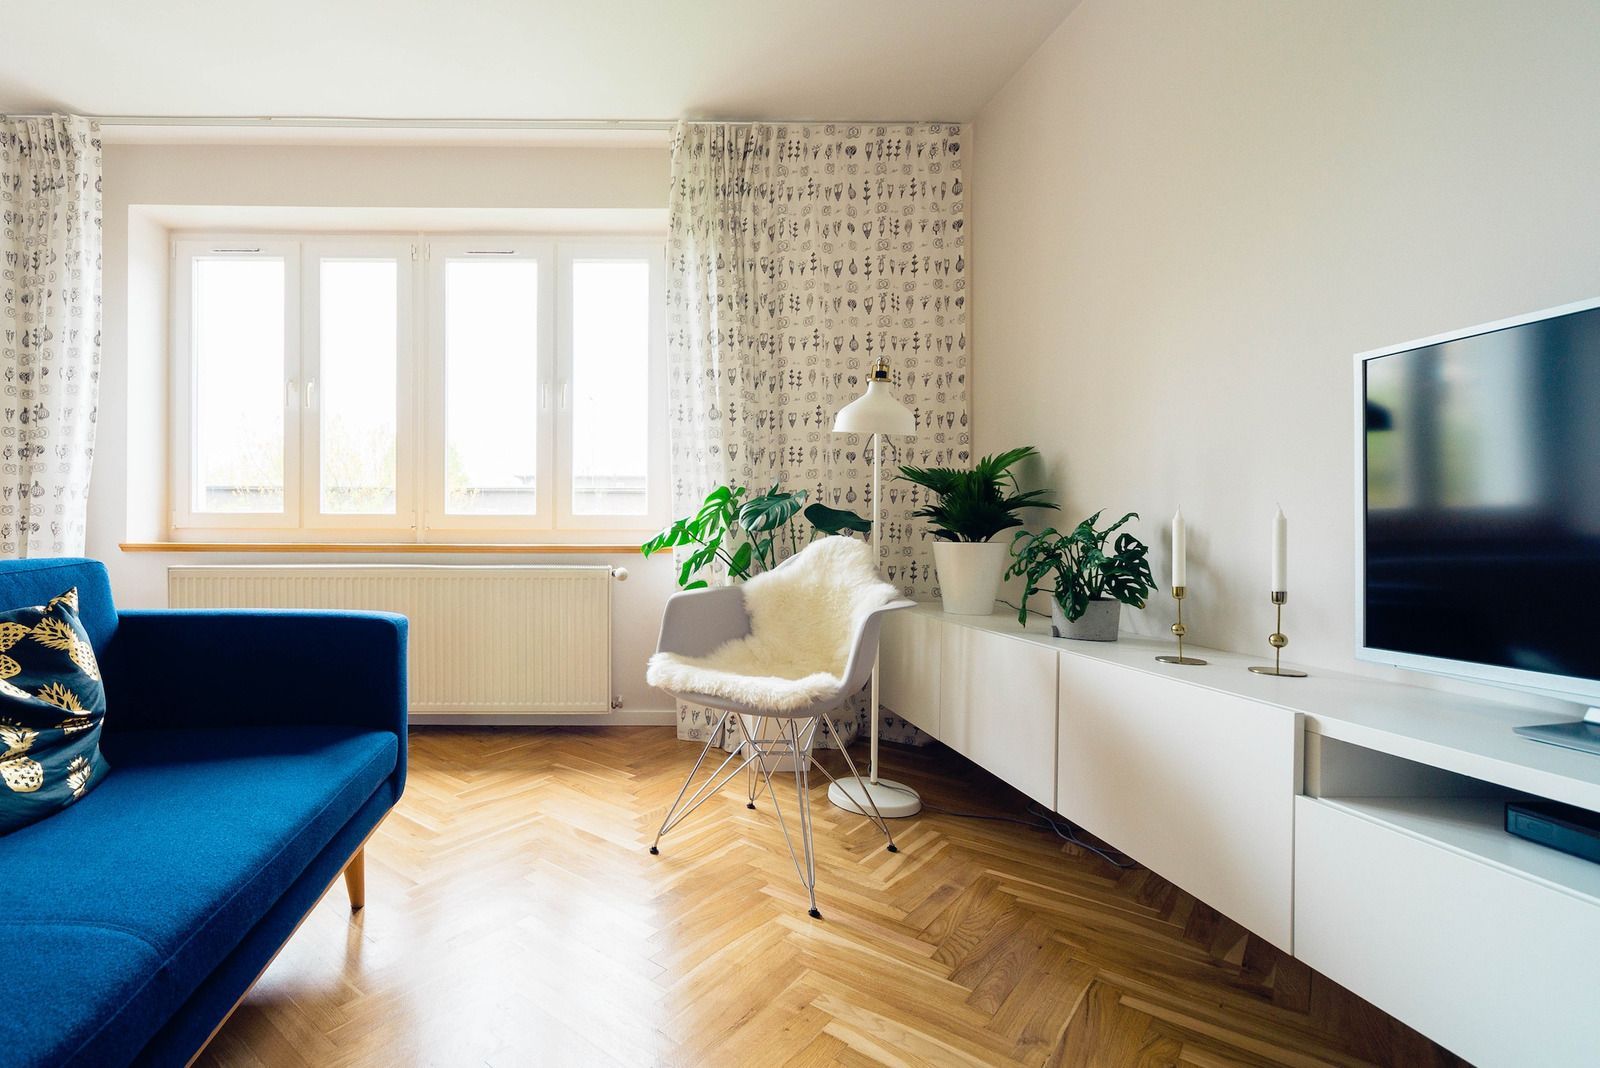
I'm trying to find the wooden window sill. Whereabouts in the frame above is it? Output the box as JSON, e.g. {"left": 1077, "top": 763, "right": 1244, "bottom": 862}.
{"left": 119, "top": 541, "right": 643, "bottom": 555}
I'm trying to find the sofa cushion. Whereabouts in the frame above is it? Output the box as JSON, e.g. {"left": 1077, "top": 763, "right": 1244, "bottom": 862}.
{"left": 0, "top": 587, "right": 112, "bottom": 834}
{"left": 0, "top": 559, "right": 118, "bottom": 654}
{"left": 0, "top": 724, "right": 397, "bottom": 1068}
{"left": 4, "top": 925, "right": 164, "bottom": 1066}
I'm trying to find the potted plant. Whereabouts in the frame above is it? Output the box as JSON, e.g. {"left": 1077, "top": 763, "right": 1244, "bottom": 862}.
{"left": 642, "top": 481, "right": 871, "bottom": 590}
{"left": 898, "top": 446, "right": 1056, "bottom": 614}
{"left": 1006, "top": 511, "right": 1155, "bottom": 641}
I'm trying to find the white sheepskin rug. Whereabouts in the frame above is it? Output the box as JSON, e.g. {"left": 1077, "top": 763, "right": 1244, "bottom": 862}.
{"left": 646, "top": 536, "right": 900, "bottom": 712}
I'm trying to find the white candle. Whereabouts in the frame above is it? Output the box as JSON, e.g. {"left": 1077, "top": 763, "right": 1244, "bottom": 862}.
{"left": 1271, "top": 506, "right": 1288, "bottom": 592}
{"left": 1171, "top": 510, "right": 1187, "bottom": 588}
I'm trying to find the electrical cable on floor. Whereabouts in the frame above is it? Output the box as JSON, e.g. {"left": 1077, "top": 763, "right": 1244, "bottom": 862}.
{"left": 920, "top": 801, "right": 1140, "bottom": 870}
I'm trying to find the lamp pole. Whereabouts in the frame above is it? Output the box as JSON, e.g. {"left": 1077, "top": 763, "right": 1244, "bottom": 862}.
{"left": 869, "top": 429, "right": 883, "bottom": 784}
{"left": 827, "top": 357, "right": 921, "bottom": 817}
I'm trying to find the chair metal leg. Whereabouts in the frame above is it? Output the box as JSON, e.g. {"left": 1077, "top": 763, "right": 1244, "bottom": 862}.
{"left": 817, "top": 713, "right": 899, "bottom": 853}
{"left": 652, "top": 709, "right": 756, "bottom": 852}
{"left": 749, "top": 717, "right": 822, "bottom": 918}
{"left": 745, "top": 715, "right": 760, "bottom": 810}
{"left": 652, "top": 708, "right": 865, "bottom": 920}
{"left": 789, "top": 718, "right": 820, "bottom": 918}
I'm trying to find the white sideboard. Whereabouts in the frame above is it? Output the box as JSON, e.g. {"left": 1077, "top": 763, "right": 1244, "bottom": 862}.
{"left": 879, "top": 604, "right": 1600, "bottom": 1068}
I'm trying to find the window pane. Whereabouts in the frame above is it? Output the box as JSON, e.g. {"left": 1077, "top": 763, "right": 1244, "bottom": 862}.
{"left": 571, "top": 260, "right": 651, "bottom": 516}
{"left": 444, "top": 259, "right": 539, "bottom": 515}
{"left": 193, "top": 258, "right": 285, "bottom": 513}
{"left": 320, "top": 260, "right": 398, "bottom": 515}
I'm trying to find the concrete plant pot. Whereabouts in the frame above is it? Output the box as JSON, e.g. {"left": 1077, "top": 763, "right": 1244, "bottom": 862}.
{"left": 932, "top": 541, "right": 1010, "bottom": 615}
{"left": 1051, "top": 598, "right": 1121, "bottom": 641}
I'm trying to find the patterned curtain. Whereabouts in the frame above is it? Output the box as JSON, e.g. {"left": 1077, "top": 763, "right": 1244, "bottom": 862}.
{"left": 666, "top": 122, "right": 969, "bottom": 744}
{"left": 0, "top": 115, "right": 102, "bottom": 557}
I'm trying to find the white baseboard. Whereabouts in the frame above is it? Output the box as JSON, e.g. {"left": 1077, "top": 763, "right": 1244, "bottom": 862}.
{"left": 408, "top": 707, "right": 677, "bottom": 727}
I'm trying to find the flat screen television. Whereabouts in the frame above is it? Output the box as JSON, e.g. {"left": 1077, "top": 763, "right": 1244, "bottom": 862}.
{"left": 1357, "top": 297, "right": 1600, "bottom": 708}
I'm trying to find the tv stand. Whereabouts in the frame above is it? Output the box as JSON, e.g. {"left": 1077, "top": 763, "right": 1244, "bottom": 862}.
{"left": 881, "top": 605, "right": 1600, "bottom": 1067}
{"left": 1514, "top": 706, "right": 1600, "bottom": 755}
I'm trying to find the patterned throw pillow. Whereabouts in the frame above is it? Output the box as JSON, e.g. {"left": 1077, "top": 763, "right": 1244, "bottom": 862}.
{"left": 0, "top": 588, "right": 110, "bottom": 834}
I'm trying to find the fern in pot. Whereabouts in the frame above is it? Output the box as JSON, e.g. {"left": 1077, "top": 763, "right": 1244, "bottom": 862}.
{"left": 898, "top": 446, "right": 1056, "bottom": 614}
{"left": 1007, "top": 511, "right": 1156, "bottom": 641}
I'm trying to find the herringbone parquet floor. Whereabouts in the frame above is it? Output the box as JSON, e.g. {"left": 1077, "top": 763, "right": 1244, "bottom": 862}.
{"left": 198, "top": 727, "right": 1468, "bottom": 1068}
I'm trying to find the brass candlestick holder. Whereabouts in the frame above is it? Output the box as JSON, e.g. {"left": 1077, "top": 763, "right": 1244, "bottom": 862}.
{"left": 1249, "top": 591, "right": 1308, "bottom": 677}
{"left": 1155, "top": 586, "right": 1207, "bottom": 665}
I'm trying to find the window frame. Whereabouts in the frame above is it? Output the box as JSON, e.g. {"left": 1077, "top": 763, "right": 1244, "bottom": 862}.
{"left": 301, "top": 236, "right": 417, "bottom": 533}
{"left": 422, "top": 237, "right": 556, "bottom": 534}
{"left": 170, "top": 236, "right": 303, "bottom": 531}
{"left": 168, "top": 230, "right": 667, "bottom": 543}
{"left": 554, "top": 239, "right": 669, "bottom": 532}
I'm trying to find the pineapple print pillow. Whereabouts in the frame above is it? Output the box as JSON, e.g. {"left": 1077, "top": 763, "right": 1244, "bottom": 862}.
{"left": 0, "top": 588, "right": 109, "bottom": 834}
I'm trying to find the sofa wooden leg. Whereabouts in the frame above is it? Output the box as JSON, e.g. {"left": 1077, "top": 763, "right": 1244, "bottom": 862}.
{"left": 343, "top": 848, "right": 365, "bottom": 911}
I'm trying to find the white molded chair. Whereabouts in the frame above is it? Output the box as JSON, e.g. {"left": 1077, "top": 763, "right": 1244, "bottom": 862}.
{"left": 645, "top": 537, "right": 914, "bottom": 919}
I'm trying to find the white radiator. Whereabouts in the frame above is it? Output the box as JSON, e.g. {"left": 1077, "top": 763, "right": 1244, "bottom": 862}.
{"left": 168, "top": 565, "right": 615, "bottom": 714}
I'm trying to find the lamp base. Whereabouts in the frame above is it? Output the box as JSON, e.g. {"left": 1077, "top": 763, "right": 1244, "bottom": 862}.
{"left": 827, "top": 778, "right": 922, "bottom": 819}
{"left": 1248, "top": 665, "right": 1308, "bottom": 677}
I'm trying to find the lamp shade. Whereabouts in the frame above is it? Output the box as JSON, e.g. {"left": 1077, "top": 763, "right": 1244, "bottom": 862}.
{"left": 833, "top": 381, "right": 916, "bottom": 436}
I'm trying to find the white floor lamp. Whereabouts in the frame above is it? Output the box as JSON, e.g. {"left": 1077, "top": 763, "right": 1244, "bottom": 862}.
{"left": 828, "top": 357, "right": 922, "bottom": 819}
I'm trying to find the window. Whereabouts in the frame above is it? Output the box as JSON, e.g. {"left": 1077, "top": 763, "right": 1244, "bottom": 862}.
{"left": 172, "top": 234, "right": 666, "bottom": 539}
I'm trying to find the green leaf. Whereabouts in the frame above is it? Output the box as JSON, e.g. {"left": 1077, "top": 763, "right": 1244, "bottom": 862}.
{"left": 804, "top": 502, "right": 872, "bottom": 535}
{"left": 897, "top": 445, "right": 1056, "bottom": 542}
{"left": 728, "top": 540, "right": 754, "bottom": 578}
{"left": 641, "top": 516, "right": 697, "bottom": 557}
{"left": 674, "top": 538, "right": 726, "bottom": 589}
{"left": 1009, "top": 509, "right": 1155, "bottom": 620}
{"left": 753, "top": 536, "right": 775, "bottom": 571}
{"left": 739, "top": 487, "right": 808, "bottom": 534}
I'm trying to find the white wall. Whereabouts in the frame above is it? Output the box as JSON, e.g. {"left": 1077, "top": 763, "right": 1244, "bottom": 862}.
{"left": 93, "top": 140, "right": 680, "bottom": 719}
{"left": 971, "top": 0, "right": 1600, "bottom": 702}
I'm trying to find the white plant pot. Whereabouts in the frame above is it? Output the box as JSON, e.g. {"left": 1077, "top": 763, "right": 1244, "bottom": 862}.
{"left": 932, "top": 541, "right": 1010, "bottom": 615}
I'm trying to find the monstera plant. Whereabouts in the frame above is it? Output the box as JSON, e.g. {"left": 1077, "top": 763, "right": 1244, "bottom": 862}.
{"left": 1007, "top": 510, "right": 1155, "bottom": 641}
{"left": 641, "top": 482, "right": 871, "bottom": 590}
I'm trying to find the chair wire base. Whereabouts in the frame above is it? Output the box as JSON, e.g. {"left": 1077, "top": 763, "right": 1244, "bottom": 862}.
{"left": 650, "top": 710, "right": 899, "bottom": 918}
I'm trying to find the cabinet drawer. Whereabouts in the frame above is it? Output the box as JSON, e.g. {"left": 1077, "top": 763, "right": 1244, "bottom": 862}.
{"left": 880, "top": 610, "right": 941, "bottom": 736}
{"left": 1295, "top": 795, "right": 1600, "bottom": 1068}
{"left": 1056, "top": 655, "right": 1298, "bottom": 950}
{"left": 940, "top": 625, "right": 1057, "bottom": 806}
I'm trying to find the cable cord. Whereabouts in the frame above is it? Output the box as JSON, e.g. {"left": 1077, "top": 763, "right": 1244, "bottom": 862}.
{"left": 996, "top": 596, "right": 1058, "bottom": 619}
{"left": 921, "top": 801, "right": 1140, "bottom": 871}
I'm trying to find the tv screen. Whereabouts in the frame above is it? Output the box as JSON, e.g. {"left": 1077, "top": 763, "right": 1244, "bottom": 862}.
{"left": 1361, "top": 300, "right": 1600, "bottom": 697}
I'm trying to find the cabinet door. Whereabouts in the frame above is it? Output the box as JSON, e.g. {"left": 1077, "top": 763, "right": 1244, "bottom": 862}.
{"left": 1056, "top": 655, "right": 1299, "bottom": 950}
{"left": 880, "top": 611, "right": 941, "bottom": 737}
{"left": 1296, "top": 796, "right": 1600, "bottom": 1068}
{"left": 941, "top": 625, "right": 1058, "bottom": 807}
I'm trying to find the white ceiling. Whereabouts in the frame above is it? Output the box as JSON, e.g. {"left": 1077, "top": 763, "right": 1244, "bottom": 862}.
{"left": 0, "top": 0, "right": 1078, "bottom": 125}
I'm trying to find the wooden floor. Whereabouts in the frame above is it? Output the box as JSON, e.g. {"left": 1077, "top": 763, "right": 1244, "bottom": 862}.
{"left": 199, "top": 727, "right": 1467, "bottom": 1068}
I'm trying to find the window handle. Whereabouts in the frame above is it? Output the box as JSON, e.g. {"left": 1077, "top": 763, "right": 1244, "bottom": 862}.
{"left": 540, "top": 383, "right": 552, "bottom": 411}
{"left": 559, "top": 381, "right": 569, "bottom": 411}
{"left": 305, "top": 379, "right": 317, "bottom": 410}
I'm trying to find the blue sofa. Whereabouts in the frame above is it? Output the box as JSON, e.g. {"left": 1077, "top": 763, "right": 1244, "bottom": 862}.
{"left": 0, "top": 559, "right": 408, "bottom": 1068}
